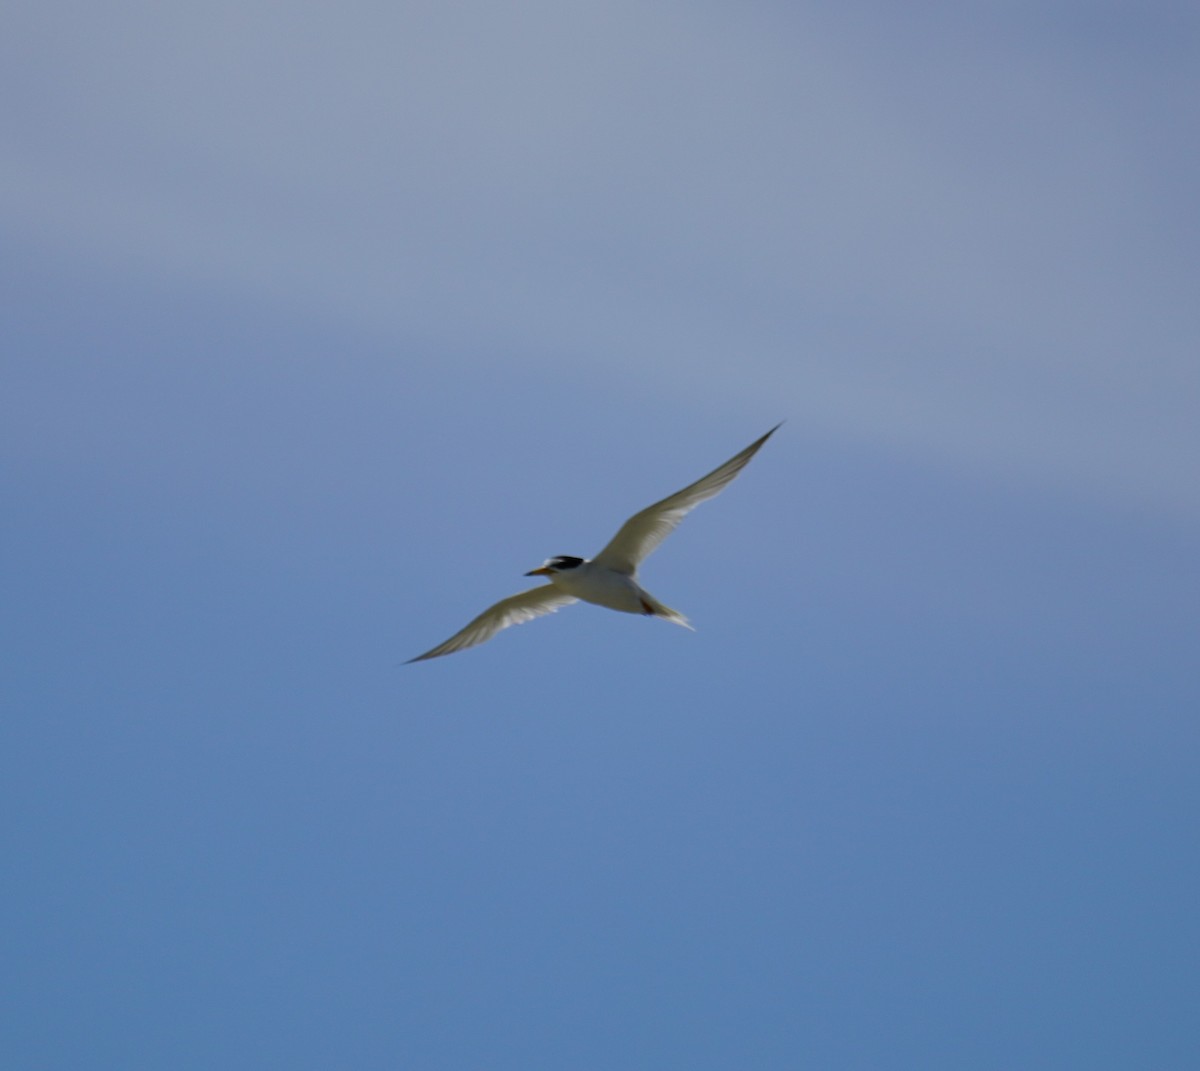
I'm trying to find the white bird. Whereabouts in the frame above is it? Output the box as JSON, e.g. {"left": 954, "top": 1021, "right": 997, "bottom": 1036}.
{"left": 406, "top": 423, "right": 781, "bottom": 662}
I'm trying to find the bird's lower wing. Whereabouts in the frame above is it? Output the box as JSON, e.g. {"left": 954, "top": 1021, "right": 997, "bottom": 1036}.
{"left": 406, "top": 586, "right": 579, "bottom": 662}
{"left": 591, "top": 423, "right": 781, "bottom": 574}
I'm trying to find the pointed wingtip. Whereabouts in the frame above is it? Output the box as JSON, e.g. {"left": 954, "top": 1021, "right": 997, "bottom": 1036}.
{"left": 745, "top": 421, "right": 783, "bottom": 453}
{"left": 750, "top": 422, "right": 784, "bottom": 449}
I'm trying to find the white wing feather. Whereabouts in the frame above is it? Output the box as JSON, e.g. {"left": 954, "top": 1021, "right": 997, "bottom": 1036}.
{"left": 407, "top": 586, "right": 578, "bottom": 662}
{"left": 591, "top": 423, "right": 781, "bottom": 574}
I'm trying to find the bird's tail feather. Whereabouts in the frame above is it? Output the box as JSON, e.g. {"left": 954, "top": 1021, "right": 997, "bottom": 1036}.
{"left": 642, "top": 595, "right": 694, "bottom": 631}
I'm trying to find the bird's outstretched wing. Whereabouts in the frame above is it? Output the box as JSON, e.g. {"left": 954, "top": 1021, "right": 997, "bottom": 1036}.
{"left": 591, "top": 423, "right": 781, "bottom": 575}
{"left": 407, "top": 586, "right": 578, "bottom": 663}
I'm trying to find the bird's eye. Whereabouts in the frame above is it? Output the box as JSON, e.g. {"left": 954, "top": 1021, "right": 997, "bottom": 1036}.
{"left": 553, "top": 556, "right": 583, "bottom": 570}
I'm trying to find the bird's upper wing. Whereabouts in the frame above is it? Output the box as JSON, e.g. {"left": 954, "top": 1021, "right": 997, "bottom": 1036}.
{"left": 406, "top": 585, "right": 579, "bottom": 663}
{"left": 591, "top": 423, "right": 781, "bottom": 575}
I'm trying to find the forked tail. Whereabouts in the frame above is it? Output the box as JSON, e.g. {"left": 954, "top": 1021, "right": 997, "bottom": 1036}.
{"left": 639, "top": 594, "right": 695, "bottom": 631}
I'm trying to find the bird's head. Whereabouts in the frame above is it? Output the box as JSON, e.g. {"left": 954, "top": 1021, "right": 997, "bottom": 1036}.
{"left": 525, "top": 555, "right": 585, "bottom": 577}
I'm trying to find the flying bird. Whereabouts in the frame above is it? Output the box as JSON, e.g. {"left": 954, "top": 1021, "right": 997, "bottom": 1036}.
{"left": 407, "top": 423, "right": 781, "bottom": 662}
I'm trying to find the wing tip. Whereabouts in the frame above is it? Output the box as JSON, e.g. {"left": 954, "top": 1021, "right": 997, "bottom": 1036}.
{"left": 404, "top": 651, "right": 437, "bottom": 664}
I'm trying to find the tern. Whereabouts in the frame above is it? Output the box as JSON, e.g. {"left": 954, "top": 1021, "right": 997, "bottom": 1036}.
{"left": 407, "top": 423, "right": 780, "bottom": 662}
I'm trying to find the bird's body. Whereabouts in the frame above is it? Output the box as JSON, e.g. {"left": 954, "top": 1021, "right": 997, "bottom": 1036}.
{"left": 407, "top": 423, "right": 780, "bottom": 662}
{"left": 536, "top": 557, "right": 691, "bottom": 626}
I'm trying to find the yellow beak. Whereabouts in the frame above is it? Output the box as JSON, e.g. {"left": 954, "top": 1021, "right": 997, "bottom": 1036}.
{"left": 524, "top": 565, "right": 553, "bottom": 576}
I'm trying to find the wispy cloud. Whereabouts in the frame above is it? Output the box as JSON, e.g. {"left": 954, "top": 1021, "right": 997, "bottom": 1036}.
{"left": 4, "top": 2, "right": 1197, "bottom": 517}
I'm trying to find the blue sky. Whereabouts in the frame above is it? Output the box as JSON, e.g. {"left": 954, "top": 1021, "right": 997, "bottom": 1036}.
{"left": 3, "top": 3, "right": 1198, "bottom": 1068}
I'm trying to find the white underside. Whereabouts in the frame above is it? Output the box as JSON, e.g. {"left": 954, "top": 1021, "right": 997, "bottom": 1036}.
{"left": 546, "top": 561, "right": 691, "bottom": 627}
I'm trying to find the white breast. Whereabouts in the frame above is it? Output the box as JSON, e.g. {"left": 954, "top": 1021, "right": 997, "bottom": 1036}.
{"left": 547, "top": 561, "right": 648, "bottom": 614}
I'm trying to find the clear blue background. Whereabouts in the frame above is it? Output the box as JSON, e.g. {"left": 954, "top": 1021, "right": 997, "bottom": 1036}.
{"left": 4, "top": 3, "right": 1197, "bottom": 1068}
